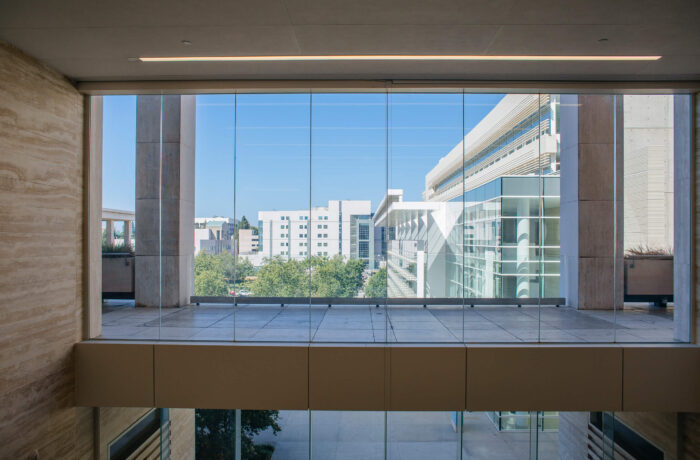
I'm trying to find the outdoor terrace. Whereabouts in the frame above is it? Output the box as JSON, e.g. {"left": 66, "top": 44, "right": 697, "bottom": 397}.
{"left": 101, "top": 300, "right": 675, "bottom": 343}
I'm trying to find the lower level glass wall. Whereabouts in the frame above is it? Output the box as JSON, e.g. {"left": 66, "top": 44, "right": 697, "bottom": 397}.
{"left": 98, "top": 408, "right": 691, "bottom": 459}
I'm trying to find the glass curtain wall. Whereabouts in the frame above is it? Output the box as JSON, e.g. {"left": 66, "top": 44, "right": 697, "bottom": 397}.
{"left": 98, "top": 91, "right": 691, "bottom": 344}
{"left": 235, "top": 93, "right": 312, "bottom": 341}
{"left": 310, "top": 93, "right": 388, "bottom": 342}
{"left": 387, "top": 92, "right": 465, "bottom": 343}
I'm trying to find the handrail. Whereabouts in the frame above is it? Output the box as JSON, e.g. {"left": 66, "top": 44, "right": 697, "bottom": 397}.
{"left": 190, "top": 296, "right": 566, "bottom": 306}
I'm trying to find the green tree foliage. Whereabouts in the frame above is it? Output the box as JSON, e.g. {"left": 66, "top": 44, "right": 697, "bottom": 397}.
{"left": 233, "top": 257, "right": 256, "bottom": 283}
{"left": 195, "top": 269, "right": 229, "bottom": 296}
{"left": 311, "top": 255, "right": 365, "bottom": 297}
{"left": 364, "top": 267, "right": 387, "bottom": 298}
{"left": 249, "top": 255, "right": 367, "bottom": 297}
{"left": 194, "top": 251, "right": 260, "bottom": 295}
{"left": 195, "top": 409, "right": 280, "bottom": 460}
{"left": 195, "top": 252, "right": 374, "bottom": 298}
{"left": 249, "top": 257, "right": 309, "bottom": 297}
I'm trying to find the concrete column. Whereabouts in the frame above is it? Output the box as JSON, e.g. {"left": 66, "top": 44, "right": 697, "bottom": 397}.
{"left": 123, "top": 220, "right": 131, "bottom": 248}
{"left": 674, "top": 95, "right": 693, "bottom": 341}
{"left": 105, "top": 219, "right": 114, "bottom": 246}
{"left": 560, "top": 94, "right": 623, "bottom": 309}
{"left": 135, "top": 95, "right": 195, "bottom": 308}
{"left": 516, "top": 199, "right": 530, "bottom": 298}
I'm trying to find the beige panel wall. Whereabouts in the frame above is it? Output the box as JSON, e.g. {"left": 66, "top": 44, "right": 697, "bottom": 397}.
{"left": 0, "top": 41, "right": 90, "bottom": 459}
{"left": 388, "top": 346, "right": 465, "bottom": 410}
{"left": 155, "top": 344, "right": 308, "bottom": 409}
{"left": 467, "top": 346, "right": 623, "bottom": 411}
{"left": 309, "top": 345, "right": 387, "bottom": 410}
{"left": 75, "top": 342, "right": 155, "bottom": 407}
{"left": 622, "top": 346, "right": 700, "bottom": 412}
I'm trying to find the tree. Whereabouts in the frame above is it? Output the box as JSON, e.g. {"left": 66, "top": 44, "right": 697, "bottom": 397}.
{"left": 195, "top": 269, "right": 229, "bottom": 296}
{"left": 311, "top": 255, "right": 365, "bottom": 297}
{"left": 194, "top": 251, "right": 229, "bottom": 296}
{"left": 233, "top": 257, "right": 256, "bottom": 284}
{"left": 195, "top": 410, "right": 280, "bottom": 460}
{"left": 364, "top": 267, "right": 387, "bottom": 298}
{"left": 249, "top": 257, "right": 309, "bottom": 297}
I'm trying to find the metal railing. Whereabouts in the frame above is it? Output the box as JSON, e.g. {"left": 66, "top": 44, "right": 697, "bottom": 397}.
{"left": 190, "top": 296, "right": 566, "bottom": 307}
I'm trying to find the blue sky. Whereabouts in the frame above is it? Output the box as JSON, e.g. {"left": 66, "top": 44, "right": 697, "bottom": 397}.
{"left": 102, "top": 93, "right": 504, "bottom": 220}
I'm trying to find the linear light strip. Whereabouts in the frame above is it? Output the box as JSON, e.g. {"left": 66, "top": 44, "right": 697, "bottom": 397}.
{"left": 139, "top": 54, "right": 661, "bottom": 62}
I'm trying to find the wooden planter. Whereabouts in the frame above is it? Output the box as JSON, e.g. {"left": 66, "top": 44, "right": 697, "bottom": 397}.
{"left": 102, "top": 253, "right": 135, "bottom": 299}
{"left": 624, "top": 255, "right": 673, "bottom": 306}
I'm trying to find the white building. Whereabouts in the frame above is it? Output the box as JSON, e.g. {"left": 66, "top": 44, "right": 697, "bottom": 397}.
{"left": 238, "top": 228, "right": 259, "bottom": 254}
{"left": 194, "top": 217, "right": 235, "bottom": 255}
{"left": 623, "top": 95, "right": 674, "bottom": 252}
{"left": 258, "top": 200, "right": 374, "bottom": 264}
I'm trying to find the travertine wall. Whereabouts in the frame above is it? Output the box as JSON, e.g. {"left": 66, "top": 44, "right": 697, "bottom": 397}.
{"left": 0, "top": 41, "right": 93, "bottom": 458}
{"left": 170, "top": 409, "right": 196, "bottom": 459}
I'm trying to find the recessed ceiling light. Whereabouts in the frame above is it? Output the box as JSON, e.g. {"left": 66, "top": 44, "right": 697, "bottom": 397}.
{"left": 139, "top": 54, "right": 661, "bottom": 62}
{"left": 181, "top": 40, "right": 192, "bottom": 46}
{"left": 598, "top": 38, "right": 609, "bottom": 42}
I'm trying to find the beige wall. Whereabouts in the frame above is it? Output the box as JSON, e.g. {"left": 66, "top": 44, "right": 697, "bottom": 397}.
{"left": 170, "top": 409, "right": 196, "bottom": 460}
{"left": 0, "top": 41, "right": 92, "bottom": 459}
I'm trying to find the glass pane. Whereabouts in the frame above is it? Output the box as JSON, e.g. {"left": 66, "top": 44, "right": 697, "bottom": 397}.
{"left": 462, "top": 94, "right": 545, "bottom": 343}
{"left": 387, "top": 411, "right": 459, "bottom": 460}
{"left": 311, "top": 411, "right": 385, "bottom": 459}
{"left": 461, "top": 412, "right": 530, "bottom": 459}
{"left": 618, "top": 94, "right": 678, "bottom": 343}
{"left": 191, "top": 94, "right": 236, "bottom": 341}
{"left": 387, "top": 92, "right": 464, "bottom": 343}
{"left": 101, "top": 95, "right": 138, "bottom": 339}
{"left": 236, "top": 93, "right": 311, "bottom": 341}
{"left": 310, "top": 93, "right": 387, "bottom": 343}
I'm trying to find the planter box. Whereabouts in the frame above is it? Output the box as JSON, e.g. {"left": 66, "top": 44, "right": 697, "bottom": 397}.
{"left": 624, "top": 255, "right": 673, "bottom": 306}
{"left": 102, "top": 253, "right": 135, "bottom": 299}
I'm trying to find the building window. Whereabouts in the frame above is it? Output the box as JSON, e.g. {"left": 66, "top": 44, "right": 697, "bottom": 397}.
{"left": 359, "top": 241, "right": 369, "bottom": 258}
{"left": 324, "top": 224, "right": 328, "bottom": 229}
{"left": 359, "top": 223, "right": 369, "bottom": 240}
{"left": 323, "top": 242, "right": 328, "bottom": 247}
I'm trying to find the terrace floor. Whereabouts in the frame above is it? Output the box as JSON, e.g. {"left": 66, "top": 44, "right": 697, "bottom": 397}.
{"left": 100, "top": 300, "right": 677, "bottom": 343}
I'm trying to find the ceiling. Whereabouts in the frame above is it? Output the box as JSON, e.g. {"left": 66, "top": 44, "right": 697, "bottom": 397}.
{"left": 1, "top": 0, "right": 699, "bottom": 82}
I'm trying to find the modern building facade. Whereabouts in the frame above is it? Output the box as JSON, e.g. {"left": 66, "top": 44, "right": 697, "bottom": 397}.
{"left": 258, "top": 200, "right": 374, "bottom": 264}
{"left": 193, "top": 217, "right": 235, "bottom": 255}
{"left": 237, "top": 228, "right": 259, "bottom": 254}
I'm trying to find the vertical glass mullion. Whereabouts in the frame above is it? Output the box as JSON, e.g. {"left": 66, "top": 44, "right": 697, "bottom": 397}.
{"left": 537, "top": 94, "right": 543, "bottom": 343}
{"left": 385, "top": 91, "right": 390, "bottom": 344}
{"left": 309, "top": 91, "right": 313, "bottom": 343}
{"left": 158, "top": 93, "right": 163, "bottom": 341}
{"left": 461, "top": 89, "right": 466, "bottom": 343}
{"left": 613, "top": 95, "right": 619, "bottom": 343}
{"left": 233, "top": 93, "right": 237, "bottom": 342}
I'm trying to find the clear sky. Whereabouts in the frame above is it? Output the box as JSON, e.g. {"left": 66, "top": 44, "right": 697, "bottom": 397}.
{"left": 102, "top": 93, "right": 504, "bottom": 221}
